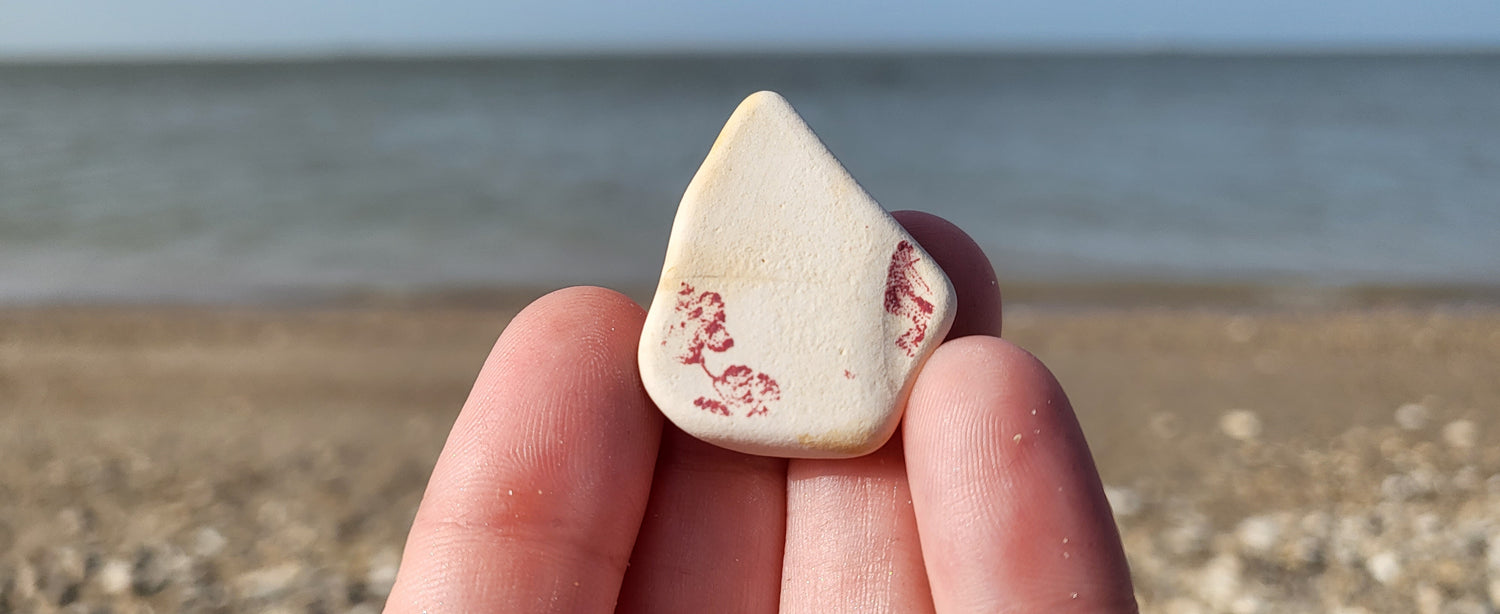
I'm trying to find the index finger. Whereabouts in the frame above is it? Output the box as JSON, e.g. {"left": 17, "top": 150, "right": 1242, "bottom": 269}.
{"left": 385, "top": 287, "right": 663, "bottom": 613}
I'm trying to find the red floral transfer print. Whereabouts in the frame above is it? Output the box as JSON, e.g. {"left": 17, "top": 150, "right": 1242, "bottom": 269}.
{"left": 884, "top": 240, "right": 936, "bottom": 357}
{"left": 692, "top": 396, "right": 730, "bottom": 416}
{"left": 665, "top": 283, "right": 734, "bottom": 365}
{"left": 666, "top": 282, "right": 781, "bottom": 417}
{"left": 711, "top": 365, "right": 780, "bottom": 417}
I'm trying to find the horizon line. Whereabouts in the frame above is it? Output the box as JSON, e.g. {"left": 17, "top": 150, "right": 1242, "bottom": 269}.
{"left": 4, "top": 43, "right": 1500, "bottom": 65}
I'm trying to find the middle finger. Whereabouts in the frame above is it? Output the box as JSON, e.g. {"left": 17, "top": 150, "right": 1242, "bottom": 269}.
{"left": 780, "top": 436, "right": 934, "bottom": 612}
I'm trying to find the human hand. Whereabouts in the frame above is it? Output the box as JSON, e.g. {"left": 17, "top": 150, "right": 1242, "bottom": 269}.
{"left": 385, "top": 212, "right": 1137, "bottom": 613}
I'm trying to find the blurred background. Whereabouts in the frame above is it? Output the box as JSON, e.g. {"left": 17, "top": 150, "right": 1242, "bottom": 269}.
{"left": 2, "top": 2, "right": 1499, "bottom": 613}
{"left": 4, "top": 1, "right": 1500, "bottom": 302}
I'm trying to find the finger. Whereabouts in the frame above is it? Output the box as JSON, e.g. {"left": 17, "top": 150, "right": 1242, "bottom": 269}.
{"left": 386, "top": 287, "right": 663, "bottom": 613}
{"left": 777, "top": 211, "right": 1003, "bottom": 610}
{"left": 780, "top": 436, "right": 934, "bottom": 612}
{"left": 904, "top": 336, "right": 1136, "bottom": 612}
{"left": 616, "top": 426, "right": 787, "bottom": 613}
{"left": 892, "top": 210, "right": 1003, "bottom": 338}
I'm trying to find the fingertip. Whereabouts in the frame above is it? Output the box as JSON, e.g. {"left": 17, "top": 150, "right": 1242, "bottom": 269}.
{"left": 891, "top": 211, "right": 1002, "bottom": 338}
{"left": 503, "top": 286, "right": 647, "bottom": 346}
{"left": 912, "top": 335, "right": 1061, "bottom": 414}
{"left": 904, "top": 336, "right": 1135, "bottom": 612}
{"left": 456, "top": 285, "right": 654, "bottom": 475}
{"left": 387, "top": 285, "right": 662, "bottom": 612}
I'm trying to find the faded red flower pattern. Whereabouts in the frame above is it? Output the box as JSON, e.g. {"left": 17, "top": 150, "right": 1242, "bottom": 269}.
{"left": 710, "top": 365, "right": 782, "bottom": 417}
{"left": 884, "top": 240, "right": 936, "bottom": 357}
{"left": 692, "top": 396, "right": 730, "bottom": 416}
{"left": 664, "top": 283, "right": 733, "bottom": 365}
{"left": 667, "top": 282, "right": 780, "bottom": 418}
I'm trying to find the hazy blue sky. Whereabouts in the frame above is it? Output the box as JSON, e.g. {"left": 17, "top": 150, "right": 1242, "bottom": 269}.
{"left": 4, "top": 0, "right": 1500, "bottom": 58}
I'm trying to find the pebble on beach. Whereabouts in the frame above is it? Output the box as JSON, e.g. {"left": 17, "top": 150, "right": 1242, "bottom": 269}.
{"left": 1105, "top": 485, "right": 1144, "bottom": 518}
{"left": 1219, "top": 410, "right": 1262, "bottom": 441}
{"left": 1442, "top": 420, "right": 1478, "bottom": 450}
{"left": 1395, "top": 403, "right": 1431, "bottom": 431}
{"left": 193, "top": 527, "right": 227, "bottom": 558}
{"left": 234, "top": 562, "right": 302, "bottom": 601}
{"left": 1366, "top": 551, "right": 1402, "bottom": 586}
{"left": 1235, "top": 516, "right": 1281, "bottom": 554}
{"left": 97, "top": 558, "right": 132, "bottom": 595}
{"left": 366, "top": 549, "right": 401, "bottom": 599}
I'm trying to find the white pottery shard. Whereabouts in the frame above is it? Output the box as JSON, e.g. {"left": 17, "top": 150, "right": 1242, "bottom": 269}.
{"left": 638, "top": 91, "right": 956, "bottom": 459}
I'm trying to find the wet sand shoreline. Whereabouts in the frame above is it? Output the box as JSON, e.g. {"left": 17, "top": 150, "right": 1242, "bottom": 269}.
{"left": 2, "top": 288, "right": 1498, "bottom": 612}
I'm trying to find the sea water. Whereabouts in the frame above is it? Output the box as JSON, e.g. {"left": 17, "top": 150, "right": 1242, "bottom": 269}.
{"left": 1, "top": 55, "right": 1497, "bottom": 303}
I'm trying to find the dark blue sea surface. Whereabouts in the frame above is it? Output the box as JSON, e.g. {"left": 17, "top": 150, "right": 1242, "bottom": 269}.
{"left": 1, "top": 55, "right": 1497, "bottom": 303}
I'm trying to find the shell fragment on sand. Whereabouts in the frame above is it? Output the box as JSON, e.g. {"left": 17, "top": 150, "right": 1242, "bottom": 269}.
{"left": 638, "top": 91, "right": 956, "bottom": 459}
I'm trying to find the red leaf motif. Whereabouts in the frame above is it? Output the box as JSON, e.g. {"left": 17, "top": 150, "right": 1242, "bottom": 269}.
{"left": 883, "top": 240, "right": 936, "bottom": 357}
{"left": 667, "top": 282, "right": 735, "bottom": 365}
{"left": 666, "top": 282, "right": 778, "bottom": 418}
{"left": 712, "top": 365, "right": 782, "bottom": 417}
{"left": 693, "top": 397, "right": 730, "bottom": 416}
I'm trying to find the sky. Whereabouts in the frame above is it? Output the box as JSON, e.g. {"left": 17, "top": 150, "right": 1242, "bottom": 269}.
{"left": 3, "top": 0, "right": 1500, "bottom": 59}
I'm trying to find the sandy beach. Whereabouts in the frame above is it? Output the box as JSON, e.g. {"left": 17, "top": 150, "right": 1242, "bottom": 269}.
{"left": 2, "top": 287, "right": 1498, "bottom": 613}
